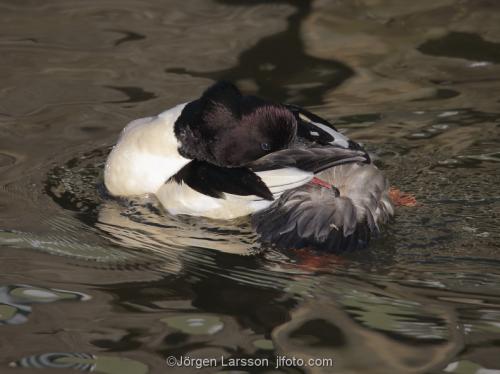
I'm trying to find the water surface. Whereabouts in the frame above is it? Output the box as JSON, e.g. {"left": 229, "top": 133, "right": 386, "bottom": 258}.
{"left": 1, "top": 0, "right": 500, "bottom": 373}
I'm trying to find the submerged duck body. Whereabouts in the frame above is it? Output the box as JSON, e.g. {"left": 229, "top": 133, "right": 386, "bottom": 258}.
{"left": 104, "top": 81, "right": 393, "bottom": 250}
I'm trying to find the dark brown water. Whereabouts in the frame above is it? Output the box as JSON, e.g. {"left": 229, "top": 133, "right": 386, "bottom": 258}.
{"left": 1, "top": 1, "right": 500, "bottom": 373}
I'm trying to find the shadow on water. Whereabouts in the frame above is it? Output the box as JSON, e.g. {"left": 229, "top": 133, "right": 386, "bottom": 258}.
{"left": 167, "top": 0, "right": 354, "bottom": 105}
{"left": 419, "top": 31, "right": 500, "bottom": 64}
{"left": 104, "top": 86, "right": 157, "bottom": 104}
{"left": 106, "top": 29, "right": 146, "bottom": 47}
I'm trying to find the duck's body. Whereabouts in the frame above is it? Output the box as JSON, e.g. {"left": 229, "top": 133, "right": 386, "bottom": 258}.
{"left": 104, "top": 81, "right": 393, "bottom": 250}
{"left": 104, "top": 103, "right": 314, "bottom": 219}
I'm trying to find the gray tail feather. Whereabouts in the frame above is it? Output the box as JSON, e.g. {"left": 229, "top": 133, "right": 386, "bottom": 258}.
{"left": 252, "top": 163, "right": 394, "bottom": 251}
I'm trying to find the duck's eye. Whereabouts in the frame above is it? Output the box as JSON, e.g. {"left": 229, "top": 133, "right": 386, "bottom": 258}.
{"left": 261, "top": 143, "right": 271, "bottom": 151}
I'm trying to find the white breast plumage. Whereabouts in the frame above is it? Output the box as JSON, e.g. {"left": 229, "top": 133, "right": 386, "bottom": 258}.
{"left": 104, "top": 103, "right": 190, "bottom": 196}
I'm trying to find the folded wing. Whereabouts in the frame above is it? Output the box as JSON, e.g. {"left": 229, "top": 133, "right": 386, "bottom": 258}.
{"left": 170, "top": 146, "right": 368, "bottom": 204}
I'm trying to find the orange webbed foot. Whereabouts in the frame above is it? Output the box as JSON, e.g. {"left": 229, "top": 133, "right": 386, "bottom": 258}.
{"left": 389, "top": 187, "right": 418, "bottom": 207}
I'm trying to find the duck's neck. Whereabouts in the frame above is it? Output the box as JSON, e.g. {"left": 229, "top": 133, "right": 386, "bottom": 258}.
{"left": 104, "top": 103, "right": 191, "bottom": 196}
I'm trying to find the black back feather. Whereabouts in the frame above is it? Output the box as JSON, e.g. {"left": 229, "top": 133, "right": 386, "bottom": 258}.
{"left": 286, "top": 104, "right": 366, "bottom": 152}
{"left": 171, "top": 160, "right": 273, "bottom": 201}
{"left": 286, "top": 104, "right": 338, "bottom": 145}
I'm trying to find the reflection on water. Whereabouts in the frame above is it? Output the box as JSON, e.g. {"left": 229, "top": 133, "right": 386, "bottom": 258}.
{"left": 1, "top": 0, "right": 500, "bottom": 373}
{"left": 419, "top": 32, "right": 500, "bottom": 64}
{"left": 168, "top": 0, "right": 354, "bottom": 105}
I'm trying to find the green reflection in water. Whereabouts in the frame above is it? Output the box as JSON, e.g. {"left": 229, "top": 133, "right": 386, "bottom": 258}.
{"left": 162, "top": 314, "right": 224, "bottom": 335}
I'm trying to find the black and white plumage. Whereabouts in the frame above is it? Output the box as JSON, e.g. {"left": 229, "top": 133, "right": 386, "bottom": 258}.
{"left": 104, "top": 81, "right": 393, "bottom": 250}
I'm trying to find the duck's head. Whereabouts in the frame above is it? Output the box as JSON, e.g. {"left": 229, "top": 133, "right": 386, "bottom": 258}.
{"left": 174, "top": 81, "right": 296, "bottom": 167}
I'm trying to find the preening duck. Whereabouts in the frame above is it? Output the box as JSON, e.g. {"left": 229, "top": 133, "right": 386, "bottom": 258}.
{"left": 104, "top": 81, "right": 394, "bottom": 250}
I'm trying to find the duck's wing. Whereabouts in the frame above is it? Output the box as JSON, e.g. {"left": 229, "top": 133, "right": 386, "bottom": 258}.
{"left": 169, "top": 146, "right": 367, "bottom": 204}
{"left": 249, "top": 146, "right": 369, "bottom": 173}
{"left": 252, "top": 163, "right": 394, "bottom": 251}
{"left": 252, "top": 185, "right": 370, "bottom": 251}
{"left": 249, "top": 146, "right": 369, "bottom": 198}
{"left": 252, "top": 185, "right": 362, "bottom": 251}
{"left": 286, "top": 104, "right": 363, "bottom": 150}
{"left": 171, "top": 160, "right": 273, "bottom": 201}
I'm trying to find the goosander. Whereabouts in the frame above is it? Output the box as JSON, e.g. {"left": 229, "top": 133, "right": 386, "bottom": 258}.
{"left": 104, "top": 81, "right": 393, "bottom": 250}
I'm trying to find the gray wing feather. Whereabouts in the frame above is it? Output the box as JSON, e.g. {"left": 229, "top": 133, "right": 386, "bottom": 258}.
{"left": 249, "top": 146, "right": 369, "bottom": 173}
{"left": 252, "top": 163, "right": 394, "bottom": 251}
{"left": 318, "top": 163, "right": 394, "bottom": 226}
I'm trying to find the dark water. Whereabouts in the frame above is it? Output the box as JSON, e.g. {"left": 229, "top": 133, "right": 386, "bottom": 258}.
{"left": 1, "top": 1, "right": 500, "bottom": 373}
